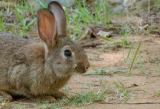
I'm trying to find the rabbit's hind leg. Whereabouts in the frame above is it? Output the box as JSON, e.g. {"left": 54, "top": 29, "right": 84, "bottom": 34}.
{"left": 0, "top": 91, "right": 13, "bottom": 102}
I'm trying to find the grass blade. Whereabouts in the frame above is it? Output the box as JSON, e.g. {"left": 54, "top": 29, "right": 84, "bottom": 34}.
{"left": 27, "top": 18, "right": 37, "bottom": 27}
{"left": 4, "top": 23, "right": 20, "bottom": 28}
{"left": 15, "top": 7, "right": 24, "bottom": 27}
{"left": 125, "top": 41, "right": 134, "bottom": 66}
{"left": 143, "top": 86, "right": 150, "bottom": 98}
{"left": 101, "top": 36, "right": 115, "bottom": 43}
{"left": 128, "top": 41, "right": 142, "bottom": 75}
{"left": 34, "top": 0, "right": 47, "bottom": 8}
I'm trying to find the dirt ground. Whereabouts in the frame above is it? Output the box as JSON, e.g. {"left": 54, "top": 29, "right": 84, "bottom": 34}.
{"left": 67, "top": 35, "right": 160, "bottom": 109}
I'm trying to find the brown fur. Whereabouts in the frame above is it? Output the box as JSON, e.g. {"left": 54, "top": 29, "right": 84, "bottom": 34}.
{"left": 0, "top": 1, "right": 90, "bottom": 103}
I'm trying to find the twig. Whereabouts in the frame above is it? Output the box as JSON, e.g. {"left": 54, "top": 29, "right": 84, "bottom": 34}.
{"left": 99, "top": 102, "right": 160, "bottom": 104}
{"left": 82, "top": 42, "right": 102, "bottom": 48}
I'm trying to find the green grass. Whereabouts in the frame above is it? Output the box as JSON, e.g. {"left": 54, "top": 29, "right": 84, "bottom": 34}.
{"left": 125, "top": 41, "right": 134, "bottom": 66}
{"left": 101, "top": 29, "right": 131, "bottom": 49}
{"left": 146, "top": 48, "right": 160, "bottom": 73}
{"left": 4, "top": 7, "right": 37, "bottom": 37}
{"left": 69, "top": 88, "right": 108, "bottom": 106}
{"left": 128, "top": 41, "right": 142, "bottom": 75}
{"left": 84, "top": 67, "right": 128, "bottom": 75}
{"left": 33, "top": 87, "right": 108, "bottom": 107}
{"left": 66, "top": 0, "right": 111, "bottom": 40}
{"left": 0, "top": 1, "right": 37, "bottom": 36}
{"left": 0, "top": 14, "right": 5, "bottom": 32}
{"left": 0, "top": 0, "right": 111, "bottom": 39}
{"left": 113, "top": 81, "right": 130, "bottom": 103}
{"left": 134, "top": 56, "right": 147, "bottom": 74}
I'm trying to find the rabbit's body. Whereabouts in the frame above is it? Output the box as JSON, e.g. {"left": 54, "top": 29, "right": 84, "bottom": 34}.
{"left": 0, "top": 1, "right": 90, "bottom": 102}
{"left": 0, "top": 32, "right": 72, "bottom": 97}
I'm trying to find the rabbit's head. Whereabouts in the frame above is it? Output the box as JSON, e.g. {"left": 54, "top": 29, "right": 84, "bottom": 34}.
{"left": 37, "top": 1, "right": 90, "bottom": 78}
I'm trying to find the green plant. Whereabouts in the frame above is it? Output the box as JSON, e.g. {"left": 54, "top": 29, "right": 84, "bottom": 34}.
{"left": 0, "top": 13, "right": 5, "bottom": 32}
{"left": 113, "top": 81, "right": 130, "bottom": 103}
{"left": 11, "top": 7, "right": 36, "bottom": 36}
{"left": 135, "top": 56, "right": 147, "bottom": 74}
{"left": 34, "top": 0, "right": 47, "bottom": 8}
{"left": 69, "top": 85, "right": 108, "bottom": 106}
{"left": 101, "top": 29, "right": 131, "bottom": 49}
{"left": 2, "top": 2, "right": 37, "bottom": 37}
{"left": 65, "top": 0, "right": 111, "bottom": 40}
{"left": 125, "top": 41, "right": 134, "bottom": 66}
{"left": 128, "top": 41, "right": 142, "bottom": 75}
{"left": 84, "top": 67, "right": 127, "bottom": 75}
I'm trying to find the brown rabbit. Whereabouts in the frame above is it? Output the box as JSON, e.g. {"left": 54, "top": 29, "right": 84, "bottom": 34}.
{"left": 0, "top": 1, "right": 90, "bottom": 103}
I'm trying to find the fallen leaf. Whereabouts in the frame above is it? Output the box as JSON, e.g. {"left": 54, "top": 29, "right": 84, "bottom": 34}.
{"left": 97, "top": 30, "right": 113, "bottom": 38}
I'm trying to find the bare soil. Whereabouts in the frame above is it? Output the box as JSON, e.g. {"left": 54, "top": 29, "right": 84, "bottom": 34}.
{"left": 67, "top": 35, "right": 160, "bottom": 109}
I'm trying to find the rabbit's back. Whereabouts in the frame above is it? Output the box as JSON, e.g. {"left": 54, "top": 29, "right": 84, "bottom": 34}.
{"left": 0, "top": 32, "right": 31, "bottom": 52}
{"left": 0, "top": 32, "right": 31, "bottom": 75}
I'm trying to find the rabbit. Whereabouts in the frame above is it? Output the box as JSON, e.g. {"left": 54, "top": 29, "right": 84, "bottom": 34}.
{"left": 0, "top": 1, "right": 90, "bottom": 103}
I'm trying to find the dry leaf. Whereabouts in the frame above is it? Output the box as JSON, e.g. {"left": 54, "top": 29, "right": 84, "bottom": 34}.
{"left": 97, "top": 30, "right": 113, "bottom": 38}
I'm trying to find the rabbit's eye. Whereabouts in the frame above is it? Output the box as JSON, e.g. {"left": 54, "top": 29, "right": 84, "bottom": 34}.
{"left": 64, "top": 50, "right": 72, "bottom": 57}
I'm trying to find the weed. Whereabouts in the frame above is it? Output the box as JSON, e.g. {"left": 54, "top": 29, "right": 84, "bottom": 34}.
{"left": 146, "top": 50, "right": 160, "bottom": 73}
{"left": 65, "top": 0, "right": 111, "bottom": 40}
{"left": 0, "top": 13, "right": 5, "bottom": 32}
{"left": 113, "top": 81, "right": 130, "bottom": 103}
{"left": 0, "top": 1, "right": 37, "bottom": 36}
{"left": 69, "top": 85, "right": 108, "bottom": 106}
{"left": 15, "top": 104, "right": 25, "bottom": 109}
{"left": 8, "top": 6, "right": 36, "bottom": 37}
{"left": 84, "top": 67, "right": 127, "bottom": 75}
{"left": 157, "top": 91, "right": 160, "bottom": 96}
{"left": 34, "top": 0, "right": 47, "bottom": 8}
{"left": 143, "top": 86, "right": 150, "bottom": 98}
{"left": 128, "top": 41, "right": 142, "bottom": 75}
{"left": 125, "top": 41, "right": 134, "bottom": 66}
{"left": 101, "top": 30, "right": 131, "bottom": 49}
{"left": 36, "top": 102, "right": 57, "bottom": 109}
{"left": 138, "top": 57, "right": 147, "bottom": 73}
{"left": 156, "top": 0, "right": 160, "bottom": 10}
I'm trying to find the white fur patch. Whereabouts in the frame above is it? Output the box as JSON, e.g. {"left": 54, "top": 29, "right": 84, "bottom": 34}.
{"left": 44, "top": 43, "right": 49, "bottom": 54}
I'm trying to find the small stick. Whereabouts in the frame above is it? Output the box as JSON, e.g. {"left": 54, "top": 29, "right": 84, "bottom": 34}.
{"left": 82, "top": 42, "right": 102, "bottom": 48}
{"left": 99, "top": 102, "right": 160, "bottom": 104}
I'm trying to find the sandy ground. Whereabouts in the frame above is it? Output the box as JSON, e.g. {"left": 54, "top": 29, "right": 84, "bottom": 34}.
{"left": 66, "top": 35, "right": 160, "bottom": 109}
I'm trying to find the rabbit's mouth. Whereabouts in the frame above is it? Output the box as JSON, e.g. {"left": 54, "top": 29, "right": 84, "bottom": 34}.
{"left": 74, "top": 64, "right": 87, "bottom": 74}
{"left": 71, "top": 61, "right": 90, "bottom": 74}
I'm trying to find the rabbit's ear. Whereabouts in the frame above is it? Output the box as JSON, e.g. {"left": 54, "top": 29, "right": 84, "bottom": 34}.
{"left": 48, "top": 1, "right": 67, "bottom": 37}
{"left": 37, "top": 9, "right": 58, "bottom": 49}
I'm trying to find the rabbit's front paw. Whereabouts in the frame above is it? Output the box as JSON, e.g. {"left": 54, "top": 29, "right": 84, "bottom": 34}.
{"left": 0, "top": 91, "right": 13, "bottom": 102}
{"left": 33, "top": 96, "right": 56, "bottom": 103}
{"left": 54, "top": 91, "right": 72, "bottom": 99}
